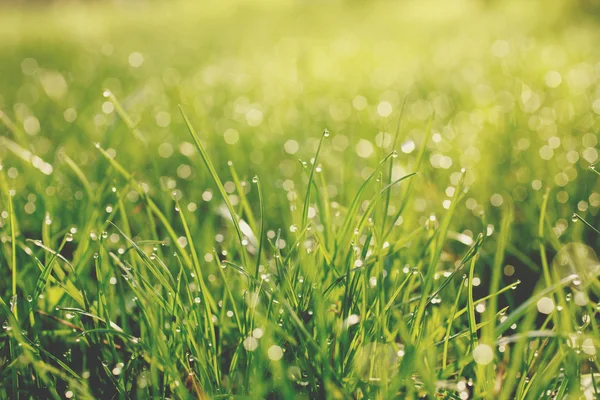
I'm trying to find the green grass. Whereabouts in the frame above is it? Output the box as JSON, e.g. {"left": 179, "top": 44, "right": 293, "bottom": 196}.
{"left": 1, "top": 0, "right": 600, "bottom": 398}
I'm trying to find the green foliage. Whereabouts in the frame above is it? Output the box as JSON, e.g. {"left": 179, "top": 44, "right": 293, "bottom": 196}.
{"left": 1, "top": 0, "right": 600, "bottom": 398}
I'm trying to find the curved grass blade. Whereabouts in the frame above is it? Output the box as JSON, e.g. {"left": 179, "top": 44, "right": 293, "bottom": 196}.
{"left": 179, "top": 105, "right": 251, "bottom": 271}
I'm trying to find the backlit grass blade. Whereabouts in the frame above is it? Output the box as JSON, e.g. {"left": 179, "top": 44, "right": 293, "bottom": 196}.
{"left": 252, "top": 175, "right": 265, "bottom": 278}
{"left": 494, "top": 274, "right": 579, "bottom": 337}
{"left": 102, "top": 89, "right": 147, "bottom": 144}
{"left": 384, "top": 115, "right": 433, "bottom": 239}
{"left": 8, "top": 190, "right": 17, "bottom": 320}
{"left": 179, "top": 105, "right": 250, "bottom": 270}
{"left": 411, "top": 168, "right": 466, "bottom": 340}
{"left": 301, "top": 129, "right": 328, "bottom": 229}
{"left": 383, "top": 97, "right": 407, "bottom": 226}
{"left": 174, "top": 199, "right": 221, "bottom": 385}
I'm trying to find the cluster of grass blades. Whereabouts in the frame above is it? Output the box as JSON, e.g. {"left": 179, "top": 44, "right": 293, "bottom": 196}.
{"left": 0, "top": 86, "right": 600, "bottom": 399}
{"left": 1, "top": 89, "right": 600, "bottom": 399}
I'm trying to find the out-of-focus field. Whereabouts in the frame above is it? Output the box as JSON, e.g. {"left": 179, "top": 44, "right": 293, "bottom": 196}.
{"left": 2, "top": 0, "right": 600, "bottom": 398}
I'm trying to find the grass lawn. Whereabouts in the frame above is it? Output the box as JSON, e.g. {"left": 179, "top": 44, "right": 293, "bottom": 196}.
{"left": 1, "top": 0, "right": 600, "bottom": 398}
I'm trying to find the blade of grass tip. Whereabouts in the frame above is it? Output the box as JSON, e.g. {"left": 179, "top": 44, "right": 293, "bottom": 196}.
{"left": 315, "top": 164, "right": 333, "bottom": 248}
{"left": 297, "top": 171, "right": 331, "bottom": 260}
{"left": 179, "top": 105, "right": 250, "bottom": 270}
{"left": 228, "top": 161, "right": 258, "bottom": 234}
{"left": 383, "top": 96, "right": 407, "bottom": 229}
{"left": 336, "top": 152, "right": 397, "bottom": 249}
{"left": 494, "top": 274, "right": 579, "bottom": 337}
{"left": 539, "top": 188, "right": 552, "bottom": 287}
{"left": 42, "top": 212, "right": 51, "bottom": 266}
{"left": 252, "top": 175, "right": 265, "bottom": 279}
{"left": 354, "top": 172, "right": 417, "bottom": 234}
{"left": 384, "top": 114, "right": 433, "bottom": 240}
{"left": 95, "top": 142, "right": 134, "bottom": 180}
{"left": 301, "top": 128, "right": 329, "bottom": 229}
{"left": 8, "top": 191, "right": 17, "bottom": 320}
{"left": 102, "top": 89, "right": 147, "bottom": 144}
{"left": 467, "top": 257, "right": 478, "bottom": 348}
{"left": 572, "top": 213, "right": 600, "bottom": 235}
{"left": 214, "top": 250, "right": 243, "bottom": 334}
{"left": 425, "top": 233, "right": 484, "bottom": 307}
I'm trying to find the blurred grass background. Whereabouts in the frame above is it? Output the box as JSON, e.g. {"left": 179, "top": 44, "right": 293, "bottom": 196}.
{"left": 2, "top": 0, "right": 600, "bottom": 292}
